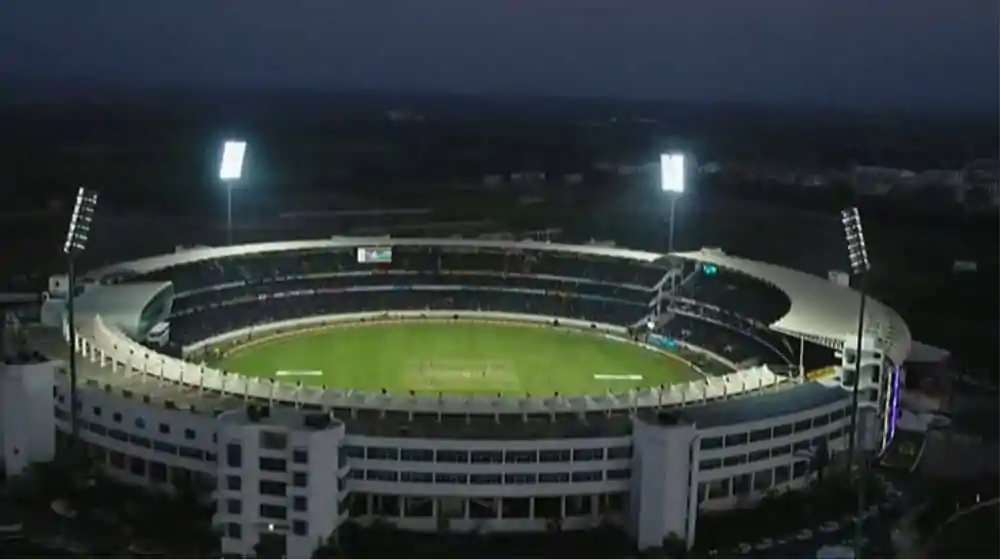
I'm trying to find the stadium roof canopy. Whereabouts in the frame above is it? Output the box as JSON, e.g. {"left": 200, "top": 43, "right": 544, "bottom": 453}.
{"left": 84, "top": 238, "right": 911, "bottom": 364}
{"left": 672, "top": 248, "right": 911, "bottom": 364}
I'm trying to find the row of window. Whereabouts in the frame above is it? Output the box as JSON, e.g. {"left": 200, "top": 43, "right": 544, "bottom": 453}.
{"left": 342, "top": 445, "right": 632, "bottom": 464}
{"left": 224, "top": 443, "right": 312, "bottom": 470}
{"left": 699, "top": 426, "right": 848, "bottom": 472}
{"left": 222, "top": 472, "right": 313, "bottom": 492}
{"left": 699, "top": 406, "right": 849, "bottom": 451}
{"left": 345, "top": 468, "right": 631, "bottom": 485}
{"left": 698, "top": 460, "right": 812, "bottom": 501}
{"left": 55, "top": 394, "right": 205, "bottom": 441}
{"left": 56, "top": 409, "right": 219, "bottom": 463}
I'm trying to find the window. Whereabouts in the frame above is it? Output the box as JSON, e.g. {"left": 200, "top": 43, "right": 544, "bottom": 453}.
{"left": 259, "top": 458, "right": 287, "bottom": 472}
{"left": 471, "top": 450, "right": 504, "bottom": 464}
{"left": 367, "top": 447, "right": 399, "bottom": 461}
{"left": 774, "top": 465, "right": 791, "bottom": 484}
{"left": 792, "top": 461, "right": 809, "bottom": 479}
{"left": 292, "top": 449, "right": 309, "bottom": 464}
{"left": 606, "top": 446, "right": 632, "bottom": 460}
{"left": 401, "top": 471, "right": 433, "bottom": 483}
{"left": 749, "top": 449, "right": 770, "bottom": 462}
{"left": 226, "top": 444, "right": 242, "bottom": 468}
{"left": 366, "top": 470, "right": 397, "bottom": 482}
{"left": 724, "top": 433, "right": 748, "bottom": 447}
{"left": 793, "top": 419, "right": 812, "bottom": 433}
{"left": 179, "top": 446, "right": 203, "bottom": 460}
{"left": 504, "top": 473, "right": 537, "bottom": 484}
{"left": 436, "top": 450, "right": 469, "bottom": 463}
{"left": 135, "top": 418, "right": 146, "bottom": 430}
{"left": 830, "top": 409, "right": 845, "bottom": 421}
{"left": 154, "top": 441, "right": 177, "bottom": 454}
{"left": 607, "top": 469, "right": 630, "bottom": 480}
{"left": 539, "top": 449, "right": 571, "bottom": 462}
{"left": 571, "top": 448, "right": 602, "bottom": 461}
{"left": 184, "top": 428, "right": 197, "bottom": 440}
{"left": 293, "top": 496, "right": 308, "bottom": 512}
{"left": 571, "top": 471, "right": 602, "bottom": 483}
{"left": 109, "top": 451, "right": 125, "bottom": 469}
{"left": 539, "top": 472, "right": 569, "bottom": 483}
{"left": 111, "top": 412, "right": 122, "bottom": 423}
{"left": 772, "top": 444, "right": 791, "bottom": 457}
{"left": 226, "top": 475, "right": 242, "bottom": 491}
{"left": 259, "top": 431, "right": 288, "bottom": 450}
{"left": 149, "top": 461, "right": 167, "bottom": 483}
{"left": 700, "top": 437, "right": 723, "bottom": 450}
{"left": 158, "top": 423, "right": 170, "bottom": 435}
{"left": 342, "top": 445, "right": 364, "bottom": 459}
{"left": 773, "top": 424, "right": 792, "bottom": 437}
{"left": 749, "top": 428, "right": 771, "bottom": 443}
{"left": 699, "top": 458, "right": 722, "bottom": 471}
{"left": 469, "top": 474, "right": 501, "bottom": 484}
{"left": 813, "top": 414, "right": 830, "bottom": 427}
{"left": 722, "top": 454, "right": 747, "bottom": 467}
{"left": 259, "top": 481, "right": 287, "bottom": 497}
{"left": 227, "top": 523, "right": 242, "bottom": 540}
{"left": 400, "top": 448, "right": 434, "bottom": 462}
{"left": 348, "top": 469, "right": 364, "bottom": 480}
{"left": 92, "top": 406, "right": 102, "bottom": 417}
{"left": 506, "top": 450, "right": 538, "bottom": 463}
{"left": 227, "top": 499, "right": 242, "bottom": 514}
{"left": 292, "top": 472, "right": 308, "bottom": 487}
{"left": 292, "top": 520, "right": 308, "bottom": 536}
{"left": 259, "top": 504, "right": 287, "bottom": 520}
{"left": 434, "top": 473, "right": 467, "bottom": 484}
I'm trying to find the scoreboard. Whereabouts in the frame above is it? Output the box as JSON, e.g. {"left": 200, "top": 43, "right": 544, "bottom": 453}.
{"left": 357, "top": 247, "right": 393, "bottom": 264}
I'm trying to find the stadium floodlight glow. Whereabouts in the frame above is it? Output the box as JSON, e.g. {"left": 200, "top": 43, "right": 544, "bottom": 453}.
{"left": 841, "top": 207, "right": 870, "bottom": 275}
{"left": 660, "top": 152, "right": 686, "bottom": 254}
{"left": 219, "top": 140, "right": 247, "bottom": 181}
{"left": 219, "top": 140, "right": 247, "bottom": 245}
{"left": 660, "top": 153, "right": 686, "bottom": 193}
{"left": 63, "top": 187, "right": 98, "bottom": 255}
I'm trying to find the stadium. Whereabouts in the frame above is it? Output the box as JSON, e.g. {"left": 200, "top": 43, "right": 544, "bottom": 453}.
{"left": 4, "top": 237, "right": 911, "bottom": 557}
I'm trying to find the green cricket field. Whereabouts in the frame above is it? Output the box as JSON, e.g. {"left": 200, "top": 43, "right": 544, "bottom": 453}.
{"left": 214, "top": 320, "right": 700, "bottom": 396}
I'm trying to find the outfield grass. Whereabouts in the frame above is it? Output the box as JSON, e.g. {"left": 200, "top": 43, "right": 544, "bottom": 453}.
{"left": 214, "top": 320, "right": 700, "bottom": 396}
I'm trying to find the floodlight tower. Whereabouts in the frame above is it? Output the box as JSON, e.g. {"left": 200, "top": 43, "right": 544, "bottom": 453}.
{"left": 841, "top": 206, "right": 870, "bottom": 557}
{"left": 219, "top": 140, "right": 247, "bottom": 245}
{"left": 659, "top": 153, "right": 686, "bottom": 253}
{"left": 63, "top": 187, "right": 99, "bottom": 444}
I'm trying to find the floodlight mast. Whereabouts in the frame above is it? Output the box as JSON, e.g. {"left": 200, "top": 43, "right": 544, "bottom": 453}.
{"left": 63, "top": 187, "right": 98, "bottom": 448}
{"left": 219, "top": 140, "right": 247, "bottom": 246}
{"left": 660, "top": 153, "right": 686, "bottom": 254}
{"left": 841, "top": 206, "right": 871, "bottom": 557}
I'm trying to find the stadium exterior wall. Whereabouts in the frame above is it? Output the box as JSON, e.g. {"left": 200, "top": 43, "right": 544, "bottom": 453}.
{"left": 40, "top": 313, "right": 850, "bottom": 553}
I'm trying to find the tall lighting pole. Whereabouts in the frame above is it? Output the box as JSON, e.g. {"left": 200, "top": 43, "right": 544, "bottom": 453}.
{"left": 63, "top": 187, "right": 99, "bottom": 447}
{"left": 659, "top": 153, "right": 686, "bottom": 254}
{"left": 841, "top": 206, "right": 870, "bottom": 557}
{"left": 219, "top": 140, "right": 247, "bottom": 246}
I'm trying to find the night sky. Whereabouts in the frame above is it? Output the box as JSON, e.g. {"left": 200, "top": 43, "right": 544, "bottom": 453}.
{"left": 2, "top": 0, "right": 997, "bottom": 115}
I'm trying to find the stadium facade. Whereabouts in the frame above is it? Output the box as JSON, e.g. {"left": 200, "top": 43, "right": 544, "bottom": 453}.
{"left": 0, "top": 239, "right": 911, "bottom": 558}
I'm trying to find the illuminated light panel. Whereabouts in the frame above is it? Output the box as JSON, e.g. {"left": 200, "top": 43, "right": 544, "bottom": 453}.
{"left": 660, "top": 153, "right": 685, "bottom": 193}
{"left": 219, "top": 141, "right": 247, "bottom": 181}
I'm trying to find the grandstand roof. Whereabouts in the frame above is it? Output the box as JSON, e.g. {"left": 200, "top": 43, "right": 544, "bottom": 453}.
{"left": 672, "top": 248, "right": 912, "bottom": 364}
{"left": 674, "top": 381, "right": 848, "bottom": 429}
{"left": 86, "top": 238, "right": 664, "bottom": 281}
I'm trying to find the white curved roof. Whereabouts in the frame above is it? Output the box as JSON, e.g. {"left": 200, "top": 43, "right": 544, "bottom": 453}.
{"left": 88, "top": 238, "right": 662, "bottom": 279}
{"left": 672, "top": 249, "right": 911, "bottom": 364}
{"left": 86, "top": 238, "right": 911, "bottom": 364}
